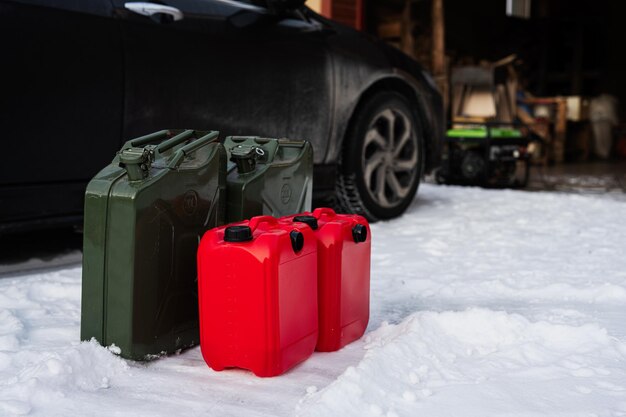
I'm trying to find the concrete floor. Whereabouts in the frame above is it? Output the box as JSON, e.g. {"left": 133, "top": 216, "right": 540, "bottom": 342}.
{"left": 526, "top": 160, "right": 626, "bottom": 199}
{"left": 426, "top": 160, "right": 626, "bottom": 199}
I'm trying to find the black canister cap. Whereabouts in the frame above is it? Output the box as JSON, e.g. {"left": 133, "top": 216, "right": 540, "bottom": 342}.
{"left": 293, "top": 215, "right": 318, "bottom": 230}
{"left": 352, "top": 224, "right": 368, "bottom": 243}
{"left": 290, "top": 230, "right": 304, "bottom": 252}
{"left": 224, "top": 226, "right": 253, "bottom": 242}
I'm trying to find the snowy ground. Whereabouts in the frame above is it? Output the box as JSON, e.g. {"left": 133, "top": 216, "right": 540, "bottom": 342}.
{"left": 1, "top": 184, "right": 626, "bottom": 417}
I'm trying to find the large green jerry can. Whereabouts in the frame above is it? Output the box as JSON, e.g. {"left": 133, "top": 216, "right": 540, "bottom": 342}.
{"left": 81, "top": 129, "right": 226, "bottom": 360}
{"left": 224, "top": 136, "right": 313, "bottom": 223}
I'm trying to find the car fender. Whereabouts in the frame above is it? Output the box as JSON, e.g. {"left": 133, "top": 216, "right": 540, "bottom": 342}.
{"left": 324, "top": 68, "right": 443, "bottom": 173}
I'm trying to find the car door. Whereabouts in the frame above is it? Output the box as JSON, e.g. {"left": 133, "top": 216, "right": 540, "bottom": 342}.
{"left": 113, "top": 0, "right": 334, "bottom": 165}
{"left": 0, "top": 0, "right": 123, "bottom": 229}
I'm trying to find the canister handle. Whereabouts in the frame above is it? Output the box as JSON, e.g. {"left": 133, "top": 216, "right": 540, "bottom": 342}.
{"left": 124, "top": 129, "right": 192, "bottom": 153}
{"left": 126, "top": 129, "right": 208, "bottom": 155}
{"left": 167, "top": 131, "right": 220, "bottom": 169}
{"left": 248, "top": 215, "right": 278, "bottom": 231}
{"left": 156, "top": 129, "right": 195, "bottom": 153}
{"left": 312, "top": 207, "right": 337, "bottom": 218}
{"left": 178, "top": 131, "right": 219, "bottom": 155}
{"left": 127, "top": 130, "right": 171, "bottom": 148}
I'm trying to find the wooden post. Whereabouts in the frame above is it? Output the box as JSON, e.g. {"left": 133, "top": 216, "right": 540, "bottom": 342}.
{"left": 431, "top": 0, "right": 448, "bottom": 110}
{"left": 554, "top": 98, "right": 567, "bottom": 164}
{"left": 431, "top": 0, "right": 444, "bottom": 76}
{"left": 400, "top": 0, "right": 415, "bottom": 58}
{"left": 355, "top": 0, "right": 363, "bottom": 31}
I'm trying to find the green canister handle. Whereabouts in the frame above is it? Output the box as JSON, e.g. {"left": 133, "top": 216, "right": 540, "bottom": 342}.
{"left": 127, "top": 130, "right": 171, "bottom": 148}
{"left": 167, "top": 131, "right": 220, "bottom": 169}
{"left": 277, "top": 139, "right": 307, "bottom": 147}
{"left": 156, "top": 130, "right": 196, "bottom": 153}
{"left": 125, "top": 129, "right": 196, "bottom": 154}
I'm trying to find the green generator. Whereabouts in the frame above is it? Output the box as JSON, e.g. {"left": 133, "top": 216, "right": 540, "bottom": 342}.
{"left": 436, "top": 124, "right": 531, "bottom": 188}
{"left": 81, "top": 129, "right": 226, "bottom": 360}
{"left": 224, "top": 136, "right": 313, "bottom": 223}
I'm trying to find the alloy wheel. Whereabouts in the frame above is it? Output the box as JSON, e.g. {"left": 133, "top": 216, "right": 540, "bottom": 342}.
{"left": 361, "top": 108, "right": 419, "bottom": 208}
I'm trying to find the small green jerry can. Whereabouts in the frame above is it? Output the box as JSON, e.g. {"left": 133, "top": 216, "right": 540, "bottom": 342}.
{"left": 81, "top": 129, "right": 226, "bottom": 360}
{"left": 224, "top": 136, "right": 313, "bottom": 223}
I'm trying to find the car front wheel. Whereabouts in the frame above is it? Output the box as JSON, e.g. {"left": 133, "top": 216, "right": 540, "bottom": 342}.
{"left": 335, "top": 92, "right": 424, "bottom": 221}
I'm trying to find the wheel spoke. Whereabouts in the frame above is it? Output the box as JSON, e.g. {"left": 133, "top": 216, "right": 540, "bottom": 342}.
{"left": 386, "top": 170, "right": 409, "bottom": 199}
{"left": 363, "top": 151, "right": 386, "bottom": 190}
{"left": 375, "top": 164, "right": 388, "bottom": 205}
{"left": 364, "top": 128, "right": 387, "bottom": 149}
{"left": 393, "top": 119, "right": 412, "bottom": 157}
{"left": 379, "top": 109, "right": 396, "bottom": 144}
{"left": 393, "top": 150, "right": 417, "bottom": 172}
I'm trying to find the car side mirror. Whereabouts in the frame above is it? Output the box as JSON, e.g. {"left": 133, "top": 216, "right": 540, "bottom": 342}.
{"left": 266, "top": 0, "right": 306, "bottom": 14}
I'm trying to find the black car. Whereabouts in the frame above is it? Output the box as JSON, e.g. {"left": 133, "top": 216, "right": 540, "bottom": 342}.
{"left": 0, "top": 0, "right": 443, "bottom": 233}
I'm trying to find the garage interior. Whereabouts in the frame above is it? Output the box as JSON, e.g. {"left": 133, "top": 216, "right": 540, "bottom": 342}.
{"left": 309, "top": 0, "right": 626, "bottom": 195}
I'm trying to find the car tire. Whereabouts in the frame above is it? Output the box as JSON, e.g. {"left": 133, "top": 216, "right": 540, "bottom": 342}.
{"left": 335, "top": 92, "right": 424, "bottom": 221}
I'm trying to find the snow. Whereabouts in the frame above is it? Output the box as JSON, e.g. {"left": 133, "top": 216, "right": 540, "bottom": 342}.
{"left": 297, "top": 309, "right": 626, "bottom": 417}
{"left": 1, "top": 184, "right": 626, "bottom": 416}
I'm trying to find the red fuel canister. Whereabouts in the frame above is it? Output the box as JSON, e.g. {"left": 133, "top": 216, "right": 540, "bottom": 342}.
{"left": 197, "top": 215, "right": 318, "bottom": 377}
{"left": 281, "top": 208, "right": 371, "bottom": 352}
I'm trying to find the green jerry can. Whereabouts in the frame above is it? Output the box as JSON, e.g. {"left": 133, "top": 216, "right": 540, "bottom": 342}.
{"left": 81, "top": 129, "right": 226, "bottom": 360}
{"left": 224, "top": 136, "right": 313, "bottom": 223}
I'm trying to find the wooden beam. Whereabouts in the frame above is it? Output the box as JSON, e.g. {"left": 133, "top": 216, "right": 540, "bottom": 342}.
{"left": 431, "top": 0, "right": 448, "bottom": 110}
{"left": 400, "top": 0, "right": 415, "bottom": 58}
{"left": 355, "top": 0, "right": 363, "bottom": 31}
{"left": 431, "top": 0, "right": 445, "bottom": 77}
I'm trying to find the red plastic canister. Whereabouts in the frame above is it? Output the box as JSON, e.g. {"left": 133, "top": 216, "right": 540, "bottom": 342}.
{"left": 281, "top": 208, "right": 371, "bottom": 352}
{"left": 197, "top": 215, "right": 318, "bottom": 377}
